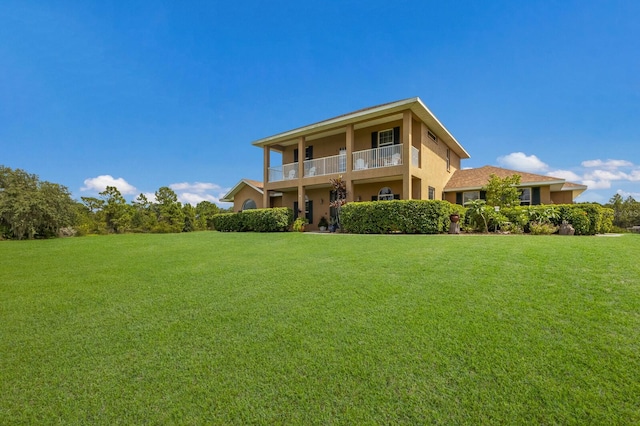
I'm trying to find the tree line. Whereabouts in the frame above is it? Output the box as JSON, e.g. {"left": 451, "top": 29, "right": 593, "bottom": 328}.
{"left": 1, "top": 165, "right": 227, "bottom": 239}
{"left": 2, "top": 164, "right": 639, "bottom": 239}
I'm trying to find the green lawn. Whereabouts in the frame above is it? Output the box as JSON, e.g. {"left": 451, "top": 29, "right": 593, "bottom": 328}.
{"left": 1, "top": 232, "right": 639, "bottom": 425}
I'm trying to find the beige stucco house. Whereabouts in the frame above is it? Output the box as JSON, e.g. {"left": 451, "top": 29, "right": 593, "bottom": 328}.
{"left": 222, "top": 97, "right": 586, "bottom": 230}
{"left": 443, "top": 165, "right": 587, "bottom": 206}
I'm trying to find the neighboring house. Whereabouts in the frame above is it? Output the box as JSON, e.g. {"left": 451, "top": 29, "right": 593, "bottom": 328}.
{"left": 443, "top": 165, "right": 587, "bottom": 206}
{"left": 222, "top": 97, "right": 587, "bottom": 230}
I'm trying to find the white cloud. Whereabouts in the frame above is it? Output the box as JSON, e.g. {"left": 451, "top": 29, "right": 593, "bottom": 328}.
{"left": 81, "top": 175, "right": 137, "bottom": 195}
{"left": 167, "top": 181, "right": 231, "bottom": 206}
{"left": 497, "top": 152, "right": 549, "bottom": 172}
{"left": 548, "top": 169, "right": 581, "bottom": 181}
{"left": 581, "top": 159, "right": 634, "bottom": 169}
{"left": 616, "top": 189, "right": 640, "bottom": 198}
{"left": 581, "top": 179, "right": 612, "bottom": 190}
{"left": 141, "top": 192, "right": 157, "bottom": 203}
{"left": 169, "top": 182, "right": 223, "bottom": 192}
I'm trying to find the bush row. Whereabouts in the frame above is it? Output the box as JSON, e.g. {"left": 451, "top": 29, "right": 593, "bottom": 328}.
{"left": 340, "top": 200, "right": 464, "bottom": 234}
{"left": 213, "top": 208, "right": 293, "bottom": 232}
{"left": 500, "top": 204, "right": 613, "bottom": 235}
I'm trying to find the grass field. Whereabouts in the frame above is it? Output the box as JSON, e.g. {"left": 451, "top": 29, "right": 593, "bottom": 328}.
{"left": 1, "top": 232, "right": 639, "bottom": 424}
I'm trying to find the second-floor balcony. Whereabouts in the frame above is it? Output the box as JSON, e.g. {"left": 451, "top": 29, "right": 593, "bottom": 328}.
{"left": 268, "top": 144, "right": 417, "bottom": 182}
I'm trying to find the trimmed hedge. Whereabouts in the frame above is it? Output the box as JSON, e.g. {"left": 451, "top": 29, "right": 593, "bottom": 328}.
{"left": 340, "top": 200, "right": 465, "bottom": 234}
{"left": 501, "top": 204, "right": 613, "bottom": 235}
{"left": 213, "top": 208, "right": 293, "bottom": 232}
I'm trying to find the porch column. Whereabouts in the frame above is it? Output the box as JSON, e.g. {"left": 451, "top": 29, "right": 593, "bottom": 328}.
{"left": 345, "top": 124, "right": 354, "bottom": 202}
{"left": 403, "top": 111, "right": 413, "bottom": 200}
{"left": 263, "top": 146, "right": 270, "bottom": 208}
{"left": 297, "top": 185, "right": 306, "bottom": 219}
{"left": 297, "top": 136, "right": 305, "bottom": 179}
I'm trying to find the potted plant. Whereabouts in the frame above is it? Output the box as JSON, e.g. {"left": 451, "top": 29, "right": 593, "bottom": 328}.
{"left": 318, "top": 216, "right": 329, "bottom": 232}
{"left": 292, "top": 217, "right": 307, "bottom": 232}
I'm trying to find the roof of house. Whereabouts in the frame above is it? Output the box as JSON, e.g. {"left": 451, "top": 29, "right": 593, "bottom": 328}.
{"left": 251, "top": 97, "right": 471, "bottom": 159}
{"left": 443, "top": 165, "right": 587, "bottom": 194}
{"left": 220, "top": 179, "right": 263, "bottom": 202}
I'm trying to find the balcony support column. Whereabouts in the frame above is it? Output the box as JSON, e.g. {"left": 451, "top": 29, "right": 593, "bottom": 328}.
{"left": 298, "top": 136, "right": 305, "bottom": 179}
{"left": 263, "top": 146, "right": 270, "bottom": 208}
{"left": 345, "top": 124, "right": 354, "bottom": 202}
{"left": 403, "top": 111, "right": 413, "bottom": 200}
{"left": 297, "top": 185, "right": 306, "bottom": 219}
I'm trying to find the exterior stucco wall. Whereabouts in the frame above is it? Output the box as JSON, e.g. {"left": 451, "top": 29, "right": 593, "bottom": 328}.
{"left": 551, "top": 191, "right": 573, "bottom": 204}
{"left": 353, "top": 181, "right": 404, "bottom": 201}
{"left": 233, "top": 185, "right": 264, "bottom": 212}
{"left": 354, "top": 119, "right": 404, "bottom": 151}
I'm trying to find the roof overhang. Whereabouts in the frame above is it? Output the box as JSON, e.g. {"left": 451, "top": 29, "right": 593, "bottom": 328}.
{"left": 443, "top": 180, "right": 567, "bottom": 193}
{"left": 252, "top": 97, "right": 470, "bottom": 159}
{"left": 220, "top": 179, "right": 263, "bottom": 202}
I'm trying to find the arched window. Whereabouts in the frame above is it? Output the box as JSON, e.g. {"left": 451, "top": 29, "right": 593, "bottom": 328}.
{"left": 378, "top": 187, "right": 394, "bottom": 201}
{"left": 242, "top": 199, "right": 257, "bottom": 210}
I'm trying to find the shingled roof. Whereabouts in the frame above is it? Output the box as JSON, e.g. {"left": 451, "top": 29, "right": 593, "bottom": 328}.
{"left": 444, "top": 165, "right": 585, "bottom": 192}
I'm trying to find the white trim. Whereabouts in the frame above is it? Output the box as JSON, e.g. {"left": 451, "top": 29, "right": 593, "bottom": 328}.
{"left": 220, "top": 179, "right": 263, "bottom": 202}
{"left": 378, "top": 128, "right": 394, "bottom": 146}
{"left": 251, "top": 97, "right": 470, "bottom": 159}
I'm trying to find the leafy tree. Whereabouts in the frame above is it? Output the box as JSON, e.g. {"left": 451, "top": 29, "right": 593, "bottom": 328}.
{"left": 0, "top": 165, "right": 75, "bottom": 239}
{"left": 483, "top": 173, "right": 522, "bottom": 208}
{"left": 329, "top": 175, "right": 347, "bottom": 228}
{"left": 606, "top": 194, "right": 640, "bottom": 228}
{"left": 131, "top": 193, "right": 156, "bottom": 232}
{"left": 100, "top": 186, "right": 131, "bottom": 233}
{"left": 182, "top": 203, "right": 197, "bottom": 232}
{"left": 466, "top": 199, "right": 490, "bottom": 233}
{"left": 195, "top": 201, "right": 219, "bottom": 230}
{"left": 153, "top": 186, "right": 184, "bottom": 233}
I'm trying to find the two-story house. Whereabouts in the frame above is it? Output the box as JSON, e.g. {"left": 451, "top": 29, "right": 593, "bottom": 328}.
{"left": 221, "top": 97, "right": 587, "bottom": 230}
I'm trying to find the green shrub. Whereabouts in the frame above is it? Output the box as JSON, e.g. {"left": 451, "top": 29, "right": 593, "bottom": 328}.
{"left": 501, "top": 204, "right": 614, "bottom": 235}
{"left": 341, "top": 200, "right": 461, "bottom": 234}
{"left": 529, "top": 222, "right": 559, "bottom": 235}
{"left": 213, "top": 208, "right": 293, "bottom": 232}
{"left": 242, "top": 208, "right": 293, "bottom": 232}
{"left": 292, "top": 217, "right": 307, "bottom": 232}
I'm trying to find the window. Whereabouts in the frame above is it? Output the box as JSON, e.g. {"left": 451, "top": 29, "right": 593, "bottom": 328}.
{"left": 462, "top": 191, "right": 480, "bottom": 205}
{"left": 520, "top": 188, "right": 532, "bottom": 206}
{"left": 427, "top": 130, "right": 437, "bottom": 142}
{"left": 242, "top": 199, "right": 257, "bottom": 210}
{"left": 378, "top": 129, "right": 394, "bottom": 146}
{"left": 428, "top": 186, "right": 436, "bottom": 200}
{"left": 446, "top": 148, "right": 451, "bottom": 172}
{"left": 378, "top": 187, "right": 394, "bottom": 201}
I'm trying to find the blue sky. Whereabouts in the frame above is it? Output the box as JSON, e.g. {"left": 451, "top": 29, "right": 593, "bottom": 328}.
{"left": 2, "top": 1, "right": 639, "bottom": 206}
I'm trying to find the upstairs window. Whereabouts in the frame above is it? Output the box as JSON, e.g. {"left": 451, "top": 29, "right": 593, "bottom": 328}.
{"left": 378, "top": 129, "right": 394, "bottom": 146}
{"left": 446, "top": 148, "right": 451, "bottom": 172}
{"left": 427, "top": 130, "right": 437, "bottom": 142}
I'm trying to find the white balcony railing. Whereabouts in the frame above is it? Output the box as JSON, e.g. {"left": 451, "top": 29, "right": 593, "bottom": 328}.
{"left": 268, "top": 162, "right": 299, "bottom": 182}
{"left": 352, "top": 144, "right": 403, "bottom": 171}
{"left": 304, "top": 154, "right": 346, "bottom": 177}
{"left": 269, "top": 144, "right": 413, "bottom": 182}
{"left": 411, "top": 146, "right": 419, "bottom": 167}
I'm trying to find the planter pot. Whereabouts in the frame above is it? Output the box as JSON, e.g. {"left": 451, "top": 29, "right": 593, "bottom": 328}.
{"left": 450, "top": 214, "right": 460, "bottom": 223}
{"left": 319, "top": 226, "right": 327, "bottom": 232}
